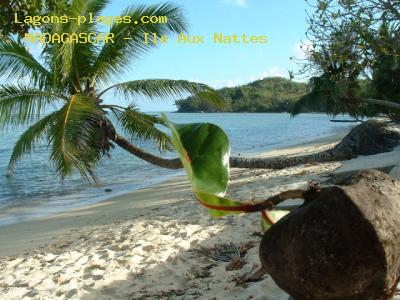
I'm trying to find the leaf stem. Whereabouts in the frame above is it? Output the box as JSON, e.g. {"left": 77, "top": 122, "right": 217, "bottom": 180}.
{"left": 249, "top": 189, "right": 305, "bottom": 212}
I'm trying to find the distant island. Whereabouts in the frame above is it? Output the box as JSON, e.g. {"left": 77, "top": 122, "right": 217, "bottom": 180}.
{"left": 175, "top": 77, "right": 309, "bottom": 113}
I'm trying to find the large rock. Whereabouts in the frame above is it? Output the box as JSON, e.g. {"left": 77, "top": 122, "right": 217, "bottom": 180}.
{"left": 260, "top": 170, "right": 400, "bottom": 300}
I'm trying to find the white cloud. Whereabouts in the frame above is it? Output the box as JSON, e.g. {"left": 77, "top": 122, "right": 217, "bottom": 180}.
{"left": 205, "top": 78, "right": 244, "bottom": 89}
{"left": 258, "top": 67, "right": 288, "bottom": 79}
{"left": 186, "top": 67, "right": 291, "bottom": 90}
{"left": 223, "top": 0, "right": 248, "bottom": 7}
{"left": 225, "top": 78, "right": 244, "bottom": 87}
{"left": 187, "top": 77, "right": 245, "bottom": 89}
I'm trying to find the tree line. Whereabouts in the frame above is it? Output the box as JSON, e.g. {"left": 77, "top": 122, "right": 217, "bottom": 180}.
{"left": 175, "top": 77, "right": 309, "bottom": 113}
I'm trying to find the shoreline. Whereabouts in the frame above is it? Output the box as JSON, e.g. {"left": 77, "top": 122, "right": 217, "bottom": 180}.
{"left": 0, "top": 138, "right": 349, "bottom": 299}
{"left": 0, "top": 128, "right": 353, "bottom": 258}
{"left": 0, "top": 175, "right": 192, "bottom": 257}
{"left": 251, "top": 128, "right": 347, "bottom": 158}
{"left": 2, "top": 125, "right": 398, "bottom": 299}
{"left": 0, "top": 124, "right": 352, "bottom": 231}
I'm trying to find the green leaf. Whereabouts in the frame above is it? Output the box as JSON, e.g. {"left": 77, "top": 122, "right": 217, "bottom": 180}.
{"left": 0, "top": 39, "right": 51, "bottom": 88}
{"left": 108, "top": 104, "right": 172, "bottom": 151}
{"left": 261, "top": 210, "right": 291, "bottom": 231}
{"left": 46, "top": 0, "right": 109, "bottom": 87}
{"left": 99, "top": 79, "right": 223, "bottom": 107}
{"left": 163, "top": 114, "right": 251, "bottom": 217}
{"left": 92, "top": 3, "right": 188, "bottom": 85}
{"left": 48, "top": 95, "right": 104, "bottom": 182}
{"left": 7, "top": 112, "right": 57, "bottom": 175}
{"left": 163, "top": 114, "right": 290, "bottom": 230}
{"left": 0, "top": 84, "right": 65, "bottom": 129}
{"left": 163, "top": 115, "right": 230, "bottom": 196}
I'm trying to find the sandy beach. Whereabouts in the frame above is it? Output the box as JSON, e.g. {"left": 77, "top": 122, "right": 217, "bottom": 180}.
{"left": 0, "top": 135, "right": 398, "bottom": 300}
{"left": 2, "top": 0, "right": 400, "bottom": 298}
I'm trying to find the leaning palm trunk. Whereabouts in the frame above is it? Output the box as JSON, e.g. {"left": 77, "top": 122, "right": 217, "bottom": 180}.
{"left": 362, "top": 98, "right": 400, "bottom": 111}
{"left": 230, "top": 120, "right": 399, "bottom": 169}
{"left": 113, "top": 134, "right": 183, "bottom": 169}
{"left": 113, "top": 120, "right": 399, "bottom": 170}
{"left": 0, "top": 2, "right": 227, "bottom": 182}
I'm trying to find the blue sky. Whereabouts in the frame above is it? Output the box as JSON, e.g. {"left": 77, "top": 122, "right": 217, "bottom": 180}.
{"left": 21, "top": 0, "right": 309, "bottom": 111}
{"left": 100, "top": 0, "right": 309, "bottom": 111}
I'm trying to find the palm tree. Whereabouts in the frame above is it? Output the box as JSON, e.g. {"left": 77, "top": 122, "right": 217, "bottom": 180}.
{"left": 0, "top": 0, "right": 219, "bottom": 182}
{"left": 2, "top": 1, "right": 397, "bottom": 183}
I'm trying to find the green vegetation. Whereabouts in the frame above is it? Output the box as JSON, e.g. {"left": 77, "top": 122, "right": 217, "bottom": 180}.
{"left": 0, "top": 0, "right": 220, "bottom": 182}
{"left": 163, "top": 114, "right": 290, "bottom": 230}
{"left": 294, "top": 0, "right": 400, "bottom": 121}
{"left": 0, "top": 0, "right": 67, "bottom": 38}
{"left": 175, "top": 77, "right": 308, "bottom": 113}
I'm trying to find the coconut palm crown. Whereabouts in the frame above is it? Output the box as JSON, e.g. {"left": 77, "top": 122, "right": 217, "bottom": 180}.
{"left": 0, "top": 0, "right": 220, "bottom": 182}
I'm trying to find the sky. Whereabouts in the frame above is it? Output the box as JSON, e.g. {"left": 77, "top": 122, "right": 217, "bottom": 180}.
{"left": 21, "top": 0, "right": 310, "bottom": 111}
{"left": 100, "top": 0, "right": 310, "bottom": 111}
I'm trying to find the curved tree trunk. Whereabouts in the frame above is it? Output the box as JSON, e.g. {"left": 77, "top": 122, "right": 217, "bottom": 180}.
{"left": 362, "top": 98, "right": 400, "bottom": 110}
{"left": 230, "top": 120, "right": 399, "bottom": 169}
{"left": 113, "top": 134, "right": 183, "bottom": 169}
{"left": 113, "top": 120, "right": 399, "bottom": 170}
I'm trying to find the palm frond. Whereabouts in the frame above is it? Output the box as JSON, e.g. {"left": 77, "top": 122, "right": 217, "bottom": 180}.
{"left": 48, "top": 95, "right": 104, "bottom": 182}
{"left": 107, "top": 104, "right": 172, "bottom": 151}
{"left": 290, "top": 92, "right": 322, "bottom": 116}
{"left": 91, "top": 2, "right": 187, "bottom": 85}
{"left": 73, "top": 0, "right": 110, "bottom": 15}
{"left": 0, "top": 39, "right": 51, "bottom": 88}
{"left": 291, "top": 75, "right": 349, "bottom": 117}
{"left": 99, "top": 79, "right": 225, "bottom": 108}
{"left": 0, "top": 84, "right": 67, "bottom": 128}
{"left": 7, "top": 112, "right": 57, "bottom": 176}
{"left": 45, "top": 0, "right": 110, "bottom": 91}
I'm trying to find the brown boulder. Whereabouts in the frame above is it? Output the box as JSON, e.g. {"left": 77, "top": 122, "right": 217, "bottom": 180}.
{"left": 260, "top": 170, "right": 400, "bottom": 300}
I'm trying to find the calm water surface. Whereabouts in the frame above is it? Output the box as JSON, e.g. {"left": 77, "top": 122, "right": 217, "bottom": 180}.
{"left": 0, "top": 113, "right": 353, "bottom": 226}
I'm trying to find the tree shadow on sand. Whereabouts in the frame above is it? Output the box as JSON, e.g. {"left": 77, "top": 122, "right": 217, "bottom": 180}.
{"left": 74, "top": 164, "right": 339, "bottom": 299}
{"left": 78, "top": 197, "right": 291, "bottom": 300}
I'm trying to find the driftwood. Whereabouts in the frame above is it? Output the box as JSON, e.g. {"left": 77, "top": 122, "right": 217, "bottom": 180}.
{"left": 259, "top": 170, "right": 400, "bottom": 300}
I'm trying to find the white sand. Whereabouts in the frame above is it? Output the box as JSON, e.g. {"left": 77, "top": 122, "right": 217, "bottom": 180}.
{"left": 2, "top": 124, "right": 399, "bottom": 299}
{"left": 0, "top": 139, "right": 347, "bottom": 300}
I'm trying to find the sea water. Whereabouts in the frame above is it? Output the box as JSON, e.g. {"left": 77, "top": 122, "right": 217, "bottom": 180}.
{"left": 0, "top": 113, "right": 353, "bottom": 227}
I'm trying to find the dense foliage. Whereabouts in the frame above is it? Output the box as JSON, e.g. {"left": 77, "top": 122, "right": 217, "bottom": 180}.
{"left": 0, "top": 0, "right": 67, "bottom": 37}
{"left": 176, "top": 77, "right": 308, "bottom": 113}
{"left": 295, "top": 0, "right": 400, "bottom": 121}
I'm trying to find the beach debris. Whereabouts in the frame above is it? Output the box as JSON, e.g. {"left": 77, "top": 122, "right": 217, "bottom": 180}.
{"left": 225, "top": 257, "right": 246, "bottom": 271}
{"left": 189, "top": 242, "right": 255, "bottom": 273}
{"left": 235, "top": 265, "right": 268, "bottom": 286}
{"left": 136, "top": 288, "right": 201, "bottom": 299}
{"left": 190, "top": 242, "right": 254, "bottom": 262}
{"left": 260, "top": 170, "right": 400, "bottom": 300}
